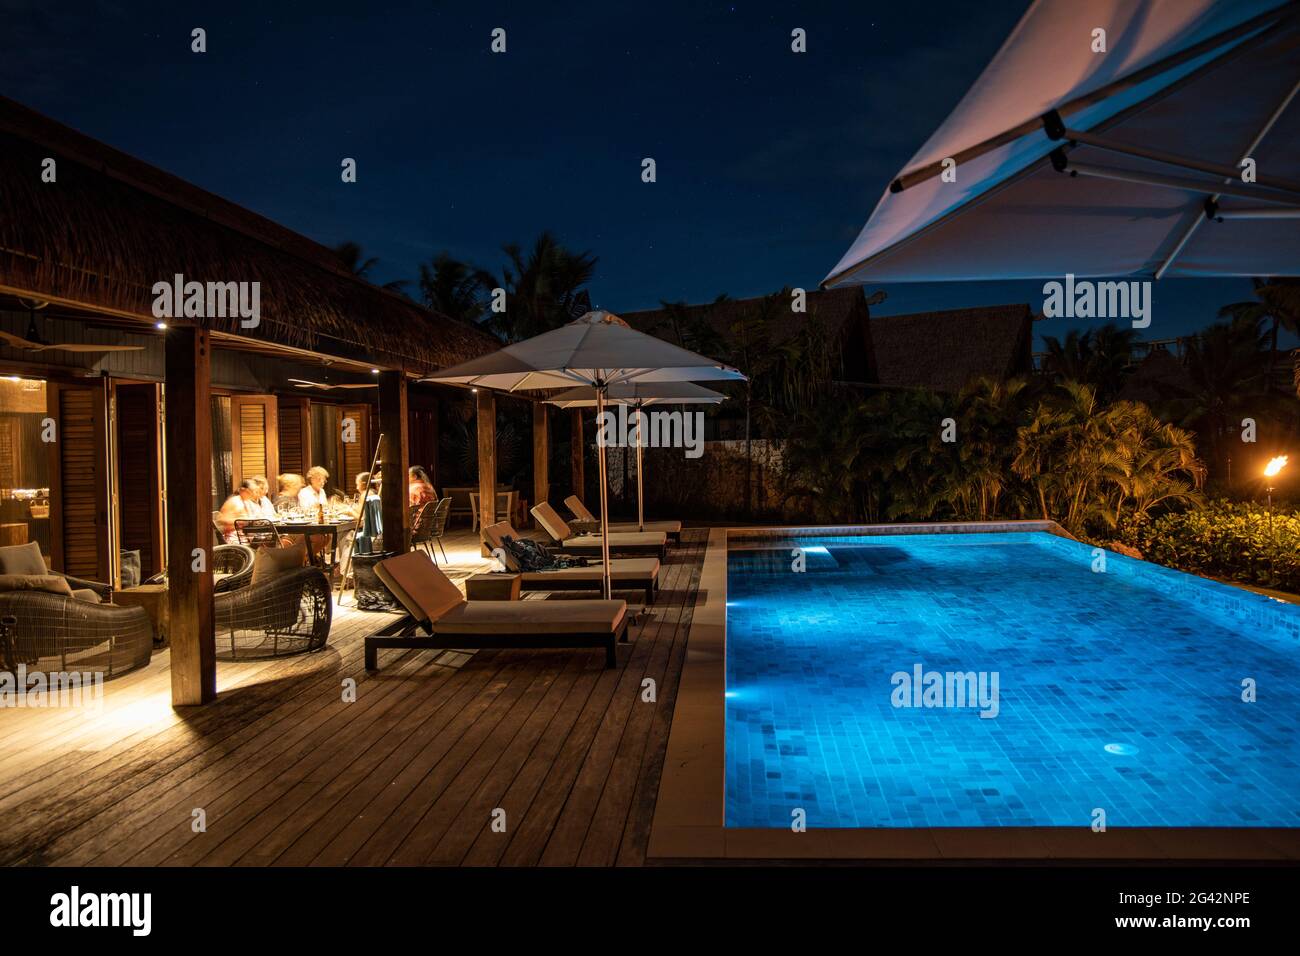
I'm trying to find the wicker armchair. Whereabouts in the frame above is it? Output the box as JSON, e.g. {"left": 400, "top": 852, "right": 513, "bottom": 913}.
{"left": 213, "top": 544, "right": 256, "bottom": 593}
{"left": 0, "top": 590, "right": 153, "bottom": 679}
{"left": 214, "top": 566, "right": 332, "bottom": 660}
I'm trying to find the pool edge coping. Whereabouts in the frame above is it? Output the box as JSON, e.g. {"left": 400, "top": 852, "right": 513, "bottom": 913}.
{"left": 647, "top": 521, "right": 1300, "bottom": 862}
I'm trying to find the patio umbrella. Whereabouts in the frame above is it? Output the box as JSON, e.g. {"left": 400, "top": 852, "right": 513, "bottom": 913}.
{"left": 423, "top": 310, "right": 745, "bottom": 598}
{"left": 823, "top": 0, "right": 1300, "bottom": 287}
{"left": 545, "top": 381, "right": 726, "bottom": 531}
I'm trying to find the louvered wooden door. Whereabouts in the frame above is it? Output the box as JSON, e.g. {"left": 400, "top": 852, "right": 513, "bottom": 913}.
{"left": 338, "top": 403, "right": 371, "bottom": 492}
{"left": 113, "top": 382, "right": 164, "bottom": 580}
{"left": 47, "top": 381, "right": 111, "bottom": 581}
{"left": 230, "top": 395, "right": 279, "bottom": 486}
{"left": 277, "top": 396, "right": 310, "bottom": 475}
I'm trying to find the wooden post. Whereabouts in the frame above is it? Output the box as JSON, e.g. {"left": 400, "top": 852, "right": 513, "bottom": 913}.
{"left": 378, "top": 371, "right": 410, "bottom": 553}
{"left": 570, "top": 408, "right": 584, "bottom": 503}
{"left": 532, "top": 402, "right": 549, "bottom": 526}
{"left": 165, "top": 327, "right": 215, "bottom": 706}
{"left": 476, "top": 389, "right": 496, "bottom": 552}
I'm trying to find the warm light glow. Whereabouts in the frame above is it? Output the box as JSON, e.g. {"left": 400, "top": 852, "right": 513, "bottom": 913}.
{"left": 1264, "top": 455, "right": 1288, "bottom": 478}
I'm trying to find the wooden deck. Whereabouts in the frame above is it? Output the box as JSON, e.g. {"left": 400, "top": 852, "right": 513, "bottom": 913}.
{"left": 0, "top": 528, "right": 705, "bottom": 867}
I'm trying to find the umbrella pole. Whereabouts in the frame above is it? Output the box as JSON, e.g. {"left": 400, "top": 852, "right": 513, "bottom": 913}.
{"left": 636, "top": 404, "right": 645, "bottom": 532}
{"left": 596, "top": 386, "right": 612, "bottom": 600}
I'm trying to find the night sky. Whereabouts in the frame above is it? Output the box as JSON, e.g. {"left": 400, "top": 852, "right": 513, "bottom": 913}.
{"left": 2, "top": 1, "right": 1264, "bottom": 347}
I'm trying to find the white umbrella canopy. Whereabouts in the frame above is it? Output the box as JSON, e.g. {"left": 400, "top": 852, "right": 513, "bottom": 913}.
{"left": 422, "top": 310, "right": 745, "bottom": 391}
{"left": 824, "top": 0, "right": 1300, "bottom": 287}
{"left": 424, "top": 311, "right": 745, "bottom": 598}
{"left": 546, "top": 382, "right": 726, "bottom": 531}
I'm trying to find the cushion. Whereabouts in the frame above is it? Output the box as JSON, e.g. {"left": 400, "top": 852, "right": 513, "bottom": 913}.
{"left": 374, "top": 551, "right": 466, "bottom": 624}
{"left": 0, "top": 541, "right": 49, "bottom": 576}
{"left": 519, "top": 558, "right": 659, "bottom": 584}
{"left": 0, "top": 573, "right": 74, "bottom": 597}
{"left": 434, "top": 599, "right": 627, "bottom": 636}
{"left": 530, "top": 502, "right": 573, "bottom": 542}
{"left": 71, "top": 588, "right": 102, "bottom": 604}
{"left": 560, "top": 531, "right": 667, "bottom": 550}
{"left": 564, "top": 495, "right": 598, "bottom": 523}
{"left": 250, "top": 542, "right": 308, "bottom": 586}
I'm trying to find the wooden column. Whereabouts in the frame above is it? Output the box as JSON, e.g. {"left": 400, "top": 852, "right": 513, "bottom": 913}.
{"left": 165, "top": 327, "right": 215, "bottom": 706}
{"left": 570, "top": 409, "right": 585, "bottom": 502}
{"left": 476, "top": 389, "right": 496, "bottom": 552}
{"left": 378, "top": 371, "right": 410, "bottom": 553}
{"left": 532, "top": 402, "right": 549, "bottom": 525}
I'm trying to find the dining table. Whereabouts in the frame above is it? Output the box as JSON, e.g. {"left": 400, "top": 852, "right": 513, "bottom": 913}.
{"left": 270, "top": 516, "right": 356, "bottom": 572}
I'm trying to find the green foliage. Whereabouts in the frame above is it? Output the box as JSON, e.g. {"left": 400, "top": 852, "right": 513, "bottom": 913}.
{"left": 1126, "top": 500, "right": 1300, "bottom": 592}
{"left": 782, "top": 379, "right": 1204, "bottom": 535}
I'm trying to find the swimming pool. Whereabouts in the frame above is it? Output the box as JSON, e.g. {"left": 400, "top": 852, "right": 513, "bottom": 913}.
{"left": 725, "top": 531, "right": 1300, "bottom": 829}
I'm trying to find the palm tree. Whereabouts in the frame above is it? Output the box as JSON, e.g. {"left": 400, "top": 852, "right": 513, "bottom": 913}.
{"left": 416, "top": 252, "right": 493, "bottom": 325}
{"left": 333, "top": 241, "right": 408, "bottom": 292}
{"left": 1167, "top": 314, "right": 1270, "bottom": 480}
{"left": 1040, "top": 323, "right": 1138, "bottom": 402}
{"left": 485, "top": 232, "right": 598, "bottom": 342}
{"left": 1219, "top": 278, "right": 1300, "bottom": 393}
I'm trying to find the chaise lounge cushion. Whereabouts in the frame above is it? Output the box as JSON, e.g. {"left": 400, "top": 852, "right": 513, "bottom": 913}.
{"left": 560, "top": 532, "right": 667, "bottom": 550}
{"left": 483, "top": 522, "right": 659, "bottom": 584}
{"left": 433, "top": 600, "right": 626, "bottom": 636}
{"left": 563, "top": 495, "right": 681, "bottom": 535}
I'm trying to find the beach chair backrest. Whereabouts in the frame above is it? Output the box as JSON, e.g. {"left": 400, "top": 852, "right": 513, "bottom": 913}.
{"left": 374, "top": 551, "right": 465, "bottom": 625}
{"left": 482, "top": 521, "right": 523, "bottom": 571}
{"left": 564, "top": 495, "right": 597, "bottom": 523}
{"left": 530, "top": 501, "right": 571, "bottom": 542}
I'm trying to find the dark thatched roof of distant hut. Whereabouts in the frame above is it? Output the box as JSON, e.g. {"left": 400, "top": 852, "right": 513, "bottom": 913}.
{"left": 1118, "top": 347, "right": 1193, "bottom": 406}
{"left": 620, "top": 287, "right": 874, "bottom": 381}
{"left": 869, "top": 303, "right": 1035, "bottom": 393}
{"left": 0, "top": 96, "right": 498, "bottom": 374}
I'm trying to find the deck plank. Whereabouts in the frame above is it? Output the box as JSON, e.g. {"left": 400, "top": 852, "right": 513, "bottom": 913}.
{"left": 0, "top": 528, "right": 707, "bottom": 867}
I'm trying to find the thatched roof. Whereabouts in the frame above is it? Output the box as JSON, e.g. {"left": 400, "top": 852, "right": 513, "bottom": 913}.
{"left": 869, "top": 304, "right": 1034, "bottom": 393}
{"left": 0, "top": 96, "right": 499, "bottom": 374}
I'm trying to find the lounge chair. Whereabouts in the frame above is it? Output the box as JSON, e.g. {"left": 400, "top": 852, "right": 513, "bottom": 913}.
{"left": 530, "top": 502, "right": 667, "bottom": 560}
{"left": 563, "top": 495, "right": 681, "bottom": 542}
{"left": 364, "top": 551, "right": 628, "bottom": 670}
{"left": 482, "top": 521, "right": 659, "bottom": 603}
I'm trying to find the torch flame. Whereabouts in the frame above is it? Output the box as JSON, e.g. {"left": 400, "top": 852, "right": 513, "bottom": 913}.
{"left": 1264, "top": 455, "right": 1289, "bottom": 478}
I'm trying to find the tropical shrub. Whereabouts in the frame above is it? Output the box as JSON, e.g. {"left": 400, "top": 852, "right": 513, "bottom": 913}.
{"left": 1125, "top": 500, "right": 1300, "bottom": 592}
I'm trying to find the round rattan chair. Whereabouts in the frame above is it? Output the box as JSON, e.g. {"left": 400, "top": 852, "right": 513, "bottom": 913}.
{"left": 0, "top": 590, "right": 153, "bottom": 680}
{"left": 214, "top": 566, "right": 332, "bottom": 660}
{"left": 212, "top": 544, "right": 256, "bottom": 593}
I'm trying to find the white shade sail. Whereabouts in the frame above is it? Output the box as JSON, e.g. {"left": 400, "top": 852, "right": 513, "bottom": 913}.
{"left": 544, "top": 381, "right": 726, "bottom": 408}
{"left": 824, "top": 0, "right": 1300, "bottom": 286}
{"left": 421, "top": 310, "right": 745, "bottom": 390}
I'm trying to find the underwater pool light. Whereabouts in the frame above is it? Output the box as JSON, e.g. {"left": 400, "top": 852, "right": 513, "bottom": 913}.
{"left": 1104, "top": 742, "right": 1139, "bottom": 756}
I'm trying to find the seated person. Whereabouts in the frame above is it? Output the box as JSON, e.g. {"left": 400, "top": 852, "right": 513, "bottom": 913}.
{"left": 217, "top": 479, "right": 262, "bottom": 544}
{"left": 351, "top": 471, "right": 384, "bottom": 556}
{"left": 249, "top": 476, "right": 276, "bottom": 517}
{"left": 274, "top": 473, "right": 305, "bottom": 512}
{"left": 298, "top": 466, "right": 330, "bottom": 515}
{"left": 408, "top": 466, "right": 437, "bottom": 508}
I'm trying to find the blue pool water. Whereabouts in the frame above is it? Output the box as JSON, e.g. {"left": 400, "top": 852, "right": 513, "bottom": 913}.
{"left": 725, "top": 532, "right": 1300, "bottom": 828}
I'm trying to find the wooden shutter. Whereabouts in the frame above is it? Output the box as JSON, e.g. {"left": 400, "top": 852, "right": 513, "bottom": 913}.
{"left": 229, "top": 395, "right": 279, "bottom": 485}
{"left": 409, "top": 402, "right": 439, "bottom": 486}
{"left": 114, "top": 383, "right": 164, "bottom": 580}
{"left": 48, "top": 382, "right": 110, "bottom": 581}
{"left": 339, "top": 403, "right": 371, "bottom": 492}
{"left": 277, "top": 396, "right": 310, "bottom": 475}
